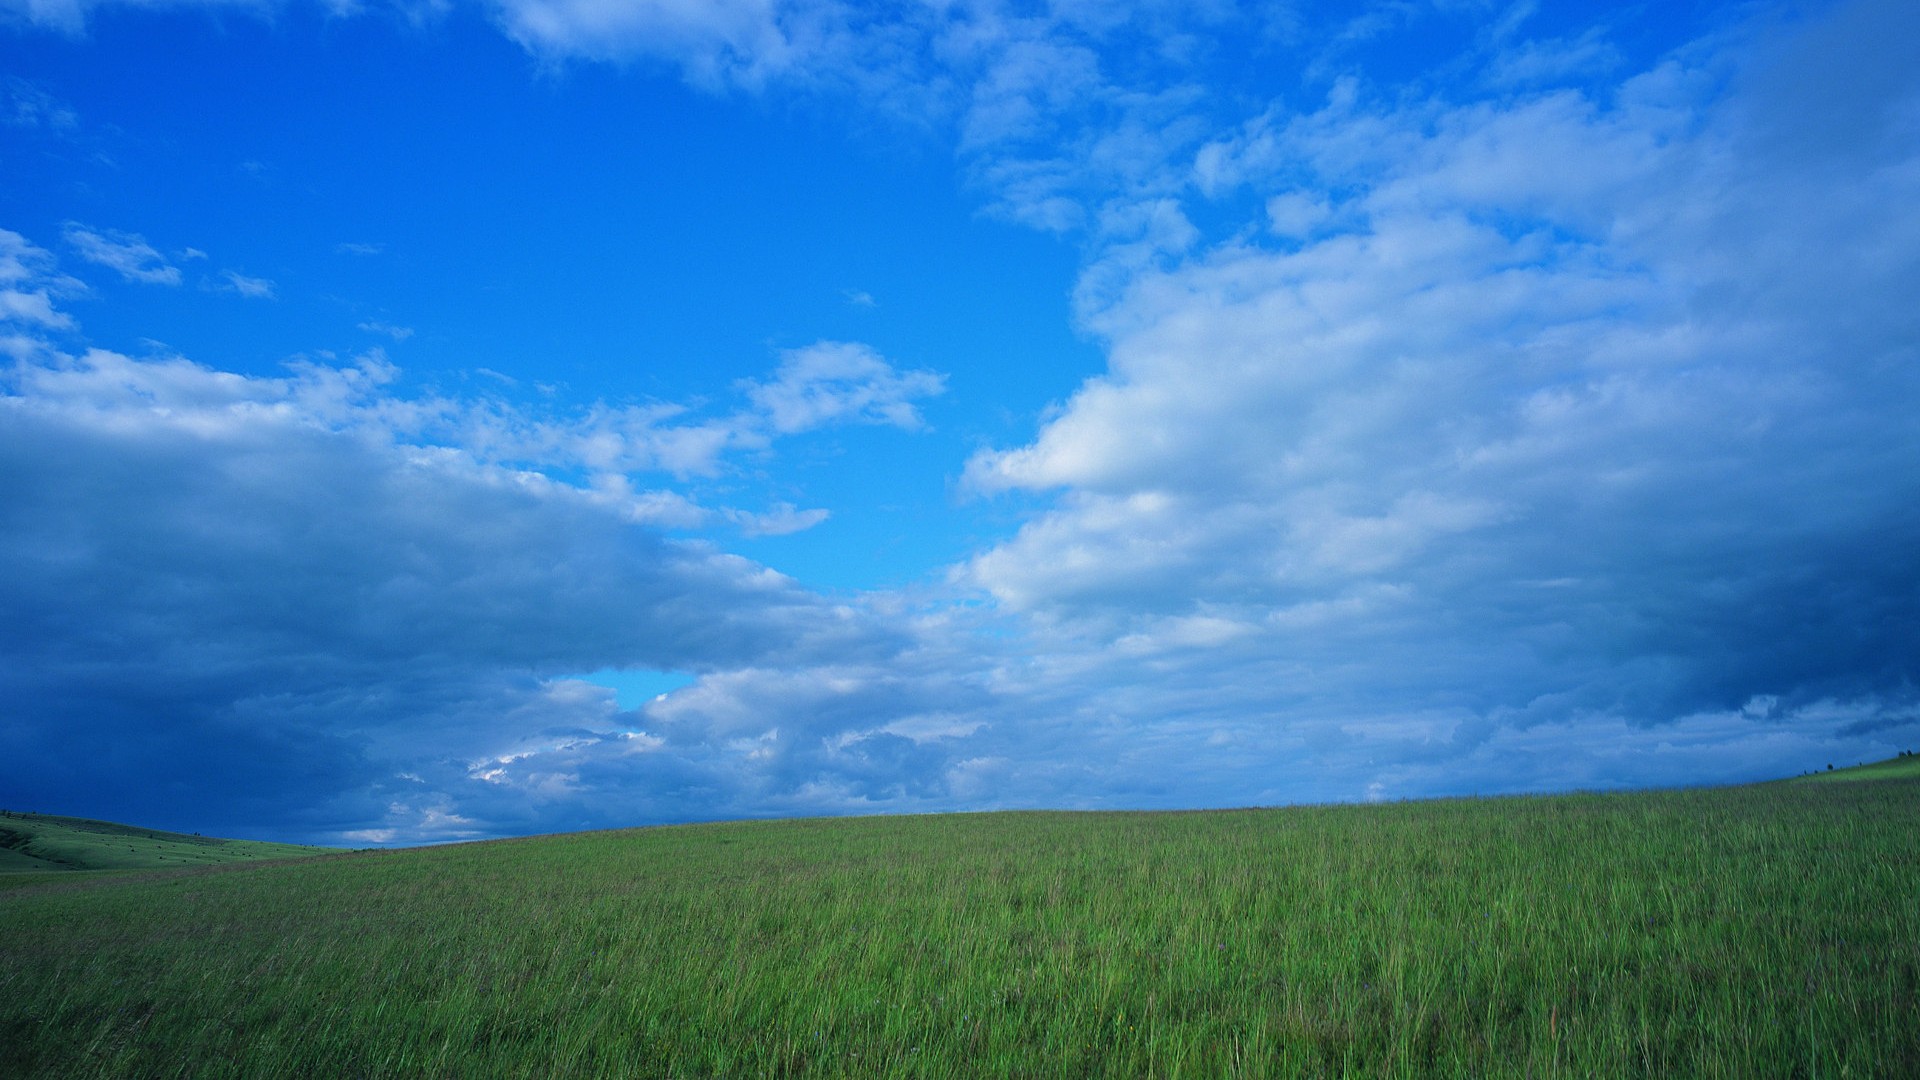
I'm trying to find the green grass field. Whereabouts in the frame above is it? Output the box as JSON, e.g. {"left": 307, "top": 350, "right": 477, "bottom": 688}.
{"left": 1791, "top": 752, "right": 1920, "bottom": 784}
{"left": 0, "top": 811, "right": 339, "bottom": 878}
{"left": 3, "top": 764, "right": 1916, "bottom": 1078}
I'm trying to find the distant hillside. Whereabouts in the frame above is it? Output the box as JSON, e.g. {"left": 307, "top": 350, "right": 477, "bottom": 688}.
{"left": 1791, "top": 752, "right": 1920, "bottom": 784}
{"left": 0, "top": 811, "right": 340, "bottom": 874}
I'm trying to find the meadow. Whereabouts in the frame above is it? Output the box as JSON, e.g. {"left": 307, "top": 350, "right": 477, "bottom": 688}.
{"left": 0, "top": 811, "right": 338, "bottom": 879}
{"left": 3, "top": 767, "right": 1915, "bottom": 1078}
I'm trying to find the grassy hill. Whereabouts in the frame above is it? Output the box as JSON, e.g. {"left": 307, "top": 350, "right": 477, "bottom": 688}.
{"left": 1791, "top": 751, "right": 1920, "bottom": 783}
{"left": 0, "top": 811, "right": 340, "bottom": 876}
{"left": 3, "top": 764, "right": 1917, "bottom": 1077}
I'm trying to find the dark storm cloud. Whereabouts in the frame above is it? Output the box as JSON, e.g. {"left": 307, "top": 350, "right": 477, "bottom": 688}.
{"left": 0, "top": 347, "right": 902, "bottom": 840}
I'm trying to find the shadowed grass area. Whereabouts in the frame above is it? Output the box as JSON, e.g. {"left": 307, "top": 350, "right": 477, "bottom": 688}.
{"left": 0, "top": 812, "right": 341, "bottom": 876}
{"left": 3, "top": 770, "right": 1916, "bottom": 1077}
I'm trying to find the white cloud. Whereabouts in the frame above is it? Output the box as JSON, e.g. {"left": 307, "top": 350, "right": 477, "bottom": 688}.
{"left": 1264, "top": 191, "right": 1331, "bottom": 238}
{"left": 738, "top": 340, "right": 945, "bottom": 435}
{"left": 0, "top": 231, "right": 945, "bottom": 536}
{"left": 489, "top": 0, "right": 804, "bottom": 85}
{"left": 0, "top": 229, "right": 83, "bottom": 331}
{"left": 218, "top": 269, "right": 276, "bottom": 298}
{"left": 957, "top": 0, "right": 1920, "bottom": 781}
{"left": 0, "top": 331, "right": 938, "bottom": 491}
{"left": 2, "top": 0, "right": 91, "bottom": 33}
{"left": 310, "top": 338, "right": 945, "bottom": 483}
{"left": 471, "top": 1, "right": 1248, "bottom": 245}
{"left": 62, "top": 223, "right": 182, "bottom": 285}
{"left": 728, "top": 501, "right": 830, "bottom": 537}
{"left": 3, "top": 0, "right": 271, "bottom": 35}
{"left": 3, "top": 77, "right": 79, "bottom": 131}
{"left": 1482, "top": 28, "right": 1623, "bottom": 88}
{"left": 358, "top": 319, "right": 414, "bottom": 340}
{"left": 0, "top": 289, "right": 71, "bottom": 328}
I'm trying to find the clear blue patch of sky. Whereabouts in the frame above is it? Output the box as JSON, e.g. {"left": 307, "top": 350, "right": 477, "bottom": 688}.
{"left": 564, "top": 668, "right": 694, "bottom": 712}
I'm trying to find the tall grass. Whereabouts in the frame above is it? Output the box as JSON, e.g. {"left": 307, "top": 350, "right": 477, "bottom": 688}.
{"left": 4, "top": 777, "right": 1915, "bottom": 1077}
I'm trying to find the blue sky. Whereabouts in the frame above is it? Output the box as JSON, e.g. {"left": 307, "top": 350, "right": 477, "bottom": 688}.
{"left": 3, "top": 0, "right": 1916, "bottom": 844}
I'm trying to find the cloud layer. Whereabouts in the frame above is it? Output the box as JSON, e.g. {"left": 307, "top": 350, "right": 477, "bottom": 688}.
{"left": 0, "top": 345, "right": 940, "bottom": 838}
{"left": 956, "top": 0, "right": 1920, "bottom": 796}
{"left": 0, "top": 228, "right": 952, "bottom": 839}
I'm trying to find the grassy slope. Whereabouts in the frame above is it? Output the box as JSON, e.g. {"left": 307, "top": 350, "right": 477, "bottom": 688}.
{"left": 3, "top": 773, "right": 1917, "bottom": 1078}
{"left": 1791, "top": 753, "right": 1920, "bottom": 783}
{"left": 0, "top": 812, "right": 340, "bottom": 875}
{"left": 0, "top": 845, "right": 52, "bottom": 872}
